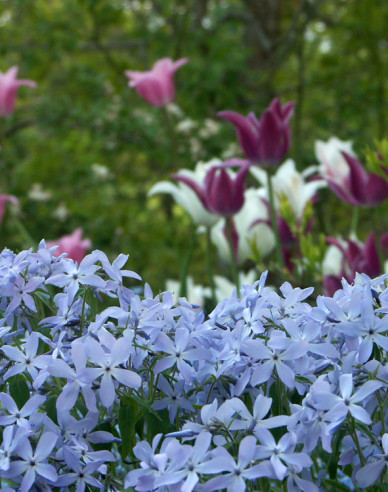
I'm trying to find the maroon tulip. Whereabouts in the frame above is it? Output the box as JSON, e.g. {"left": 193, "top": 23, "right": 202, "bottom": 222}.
{"left": 327, "top": 152, "right": 388, "bottom": 206}
{"left": 172, "top": 165, "right": 248, "bottom": 217}
{"left": 219, "top": 98, "right": 295, "bottom": 167}
{"left": 324, "top": 233, "right": 383, "bottom": 296}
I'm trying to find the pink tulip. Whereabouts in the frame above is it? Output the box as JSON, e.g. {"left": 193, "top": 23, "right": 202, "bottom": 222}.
{"left": 0, "top": 66, "right": 37, "bottom": 118}
{"left": 172, "top": 164, "right": 248, "bottom": 217}
{"left": 47, "top": 229, "right": 91, "bottom": 264}
{"left": 0, "top": 195, "right": 18, "bottom": 222}
{"left": 125, "top": 58, "right": 188, "bottom": 108}
{"left": 219, "top": 98, "right": 295, "bottom": 167}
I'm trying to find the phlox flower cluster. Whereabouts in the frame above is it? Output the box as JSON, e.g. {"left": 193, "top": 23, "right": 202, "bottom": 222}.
{"left": 0, "top": 242, "right": 386, "bottom": 491}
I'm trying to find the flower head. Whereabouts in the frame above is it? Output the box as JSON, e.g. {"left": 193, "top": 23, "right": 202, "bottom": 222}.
{"left": 323, "top": 233, "right": 383, "bottom": 295}
{"left": 149, "top": 159, "right": 221, "bottom": 227}
{"left": 172, "top": 164, "right": 248, "bottom": 217}
{"left": 0, "top": 66, "right": 37, "bottom": 118}
{"left": 211, "top": 188, "right": 274, "bottom": 264}
{"left": 46, "top": 228, "right": 91, "bottom": 264}
{"left": 219, "top": 98, "right": 295, "bottom": 166}
{"left": 125, "top": 57, "right": 188, "bottom": 107}
{"left": 317, "top": 138, "right": 388, "bottom": 206}
{"left": 315, "top": 137, "right": 354, "bottom": 182}
{"left": 251, "top": 159, "right": 325, "bottom": 221}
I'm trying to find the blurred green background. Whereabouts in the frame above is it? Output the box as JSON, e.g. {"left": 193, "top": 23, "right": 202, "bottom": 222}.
{"left": 1, "top": 0, "right": 388, "bottom": 291}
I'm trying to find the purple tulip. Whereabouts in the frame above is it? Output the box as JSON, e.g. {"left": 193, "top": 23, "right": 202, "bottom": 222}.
{"left": 219, "top": 98, "right": 295, "bottom": 167}
{"left": 327, "top": 152, "right": 388, "bottom": 206}
{"left": 125, "top": 57, "right": 188, "bottom": 108}
{"left": 0, "top": 66, "right": 36, "bottom": 118}
{"left": 172, "top": 164, "right": 248, "bottom": 217}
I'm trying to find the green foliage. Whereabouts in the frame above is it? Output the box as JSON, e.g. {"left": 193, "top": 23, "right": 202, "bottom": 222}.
{"left": 45, "top": 395, "right": 58, "bottom": 425}
{"left": 365, "top": 138, "right": 388, "bottom": 180}
{"left": 9, "top": 376, "right": 30, "bottom": 409}
{"left": 119, "top": 398, "right": 138, "bottom": 459}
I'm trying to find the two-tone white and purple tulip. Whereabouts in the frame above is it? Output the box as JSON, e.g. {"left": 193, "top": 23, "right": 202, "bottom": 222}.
{"left": 172, "top": 163, "right": 249, "bottom": 217}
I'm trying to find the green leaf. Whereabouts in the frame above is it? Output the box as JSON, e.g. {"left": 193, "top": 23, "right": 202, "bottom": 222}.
{"left": 9, "top": 376, "right": 30, "bottom": 408}
{"left": 84, "top": 287, "right": 100, "bottom": 317}
{"left": 46, "top": 396, "right": 58, "bottom": 425}
{"left": 328, "top": 427, "right": 347, "bottom": 479}
{"left": 323, "top": 479, "right": 352, "bottom": 491}
{"left": 269, "top": 377, "right": 280, "bottom": 415}
{"left": 295, "top": 376, "right": 313, "bottom": 385}
{"left": 119, "top": 399, "right": 138, "bottom": 460}
{"left": 130, "top": 395, "right": 163, "bottom": 420}
{"left": 143, "top": 408, "right": 174, "bottom": 439}
{"left": 34, "top": 290, "right": 54, "bottom": 310}
{"left": 354, "top": 421, "right": 380, "bottom": 446}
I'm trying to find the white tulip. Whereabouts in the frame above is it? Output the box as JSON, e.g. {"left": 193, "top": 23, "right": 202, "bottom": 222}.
{"left": 211, "top": 188, "right": 275, "bottom": 265}
{"left": 166, "top": 277, "right": 211, "bottom": 307}
{"left": 250, "top": 159, "right": 326, "bottom": 221}
{"left": 315, "top": 136, "right": 355, "bottom": 187}
{"left": 214, "top": 270, "right": 258, "bottom": 301}
{"left": 322, "top": 244, "right": 343, "bottom": 276}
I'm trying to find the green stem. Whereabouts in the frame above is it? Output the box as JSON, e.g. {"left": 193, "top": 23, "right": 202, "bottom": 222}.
{"left": 226, "top": 217, "right": 240, "bottom": 296}
{"left": 14, "top": 217, "right": 37, "bottom": 248}
{"left": 179, "top": 224, "right": 196, "bottom": 298}
{"left": 205, "top": 377, "right": 217, "bottom": 405}
{"left": 282, "top": 381, "right": 291, "bottom": 415}
{"left": 349, "top": 206, "right": 359, "bottom": 237}
{"left": 0, "top": 122, "right": 7, "bottom": 190}
{"left": 276, "top": 371, "right": 283, "bottom": 415}
{"left": 375, "top": 236, "right": 386, "bottom": 275}
{"left": 266, "top": 170, "right": 284, "bottom": 268}
{"left": 162, "top": 106, "right": 178, "bottom": 166}
{"left": 350, "top": 417, "right": 366, "bottom": 466}
{"left": 80, "top": 287, "right": 89, "bottom": 330}
{"left": 205, "top": 226, "right": 217, "bottom": 305}
{"left": 377, "top": 393, "right": 386, "bottom": 434}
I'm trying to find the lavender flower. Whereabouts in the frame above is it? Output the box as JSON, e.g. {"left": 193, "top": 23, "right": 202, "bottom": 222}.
{"left": 1, "top": 332, "right": 50, "bottom": 380}
{"left": 254, "top": 428, "right": 313, "bottom": 481}
{"left": 81, "top": 337, "right": 142, "bottom": 407}
{"left": 202, "top": 436, "right": 268, "bottom": 491}
{"left": 356, "top": 434, "right": 388, "bottom": 487}
{"left": 0, "top": 244, "right": 386, "bottom": 491}
{"left": 0, "top": 393, "right": 46, "bottom": 428}
{"left": 5, "top": 432, "right": 58, "bottom": 492}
